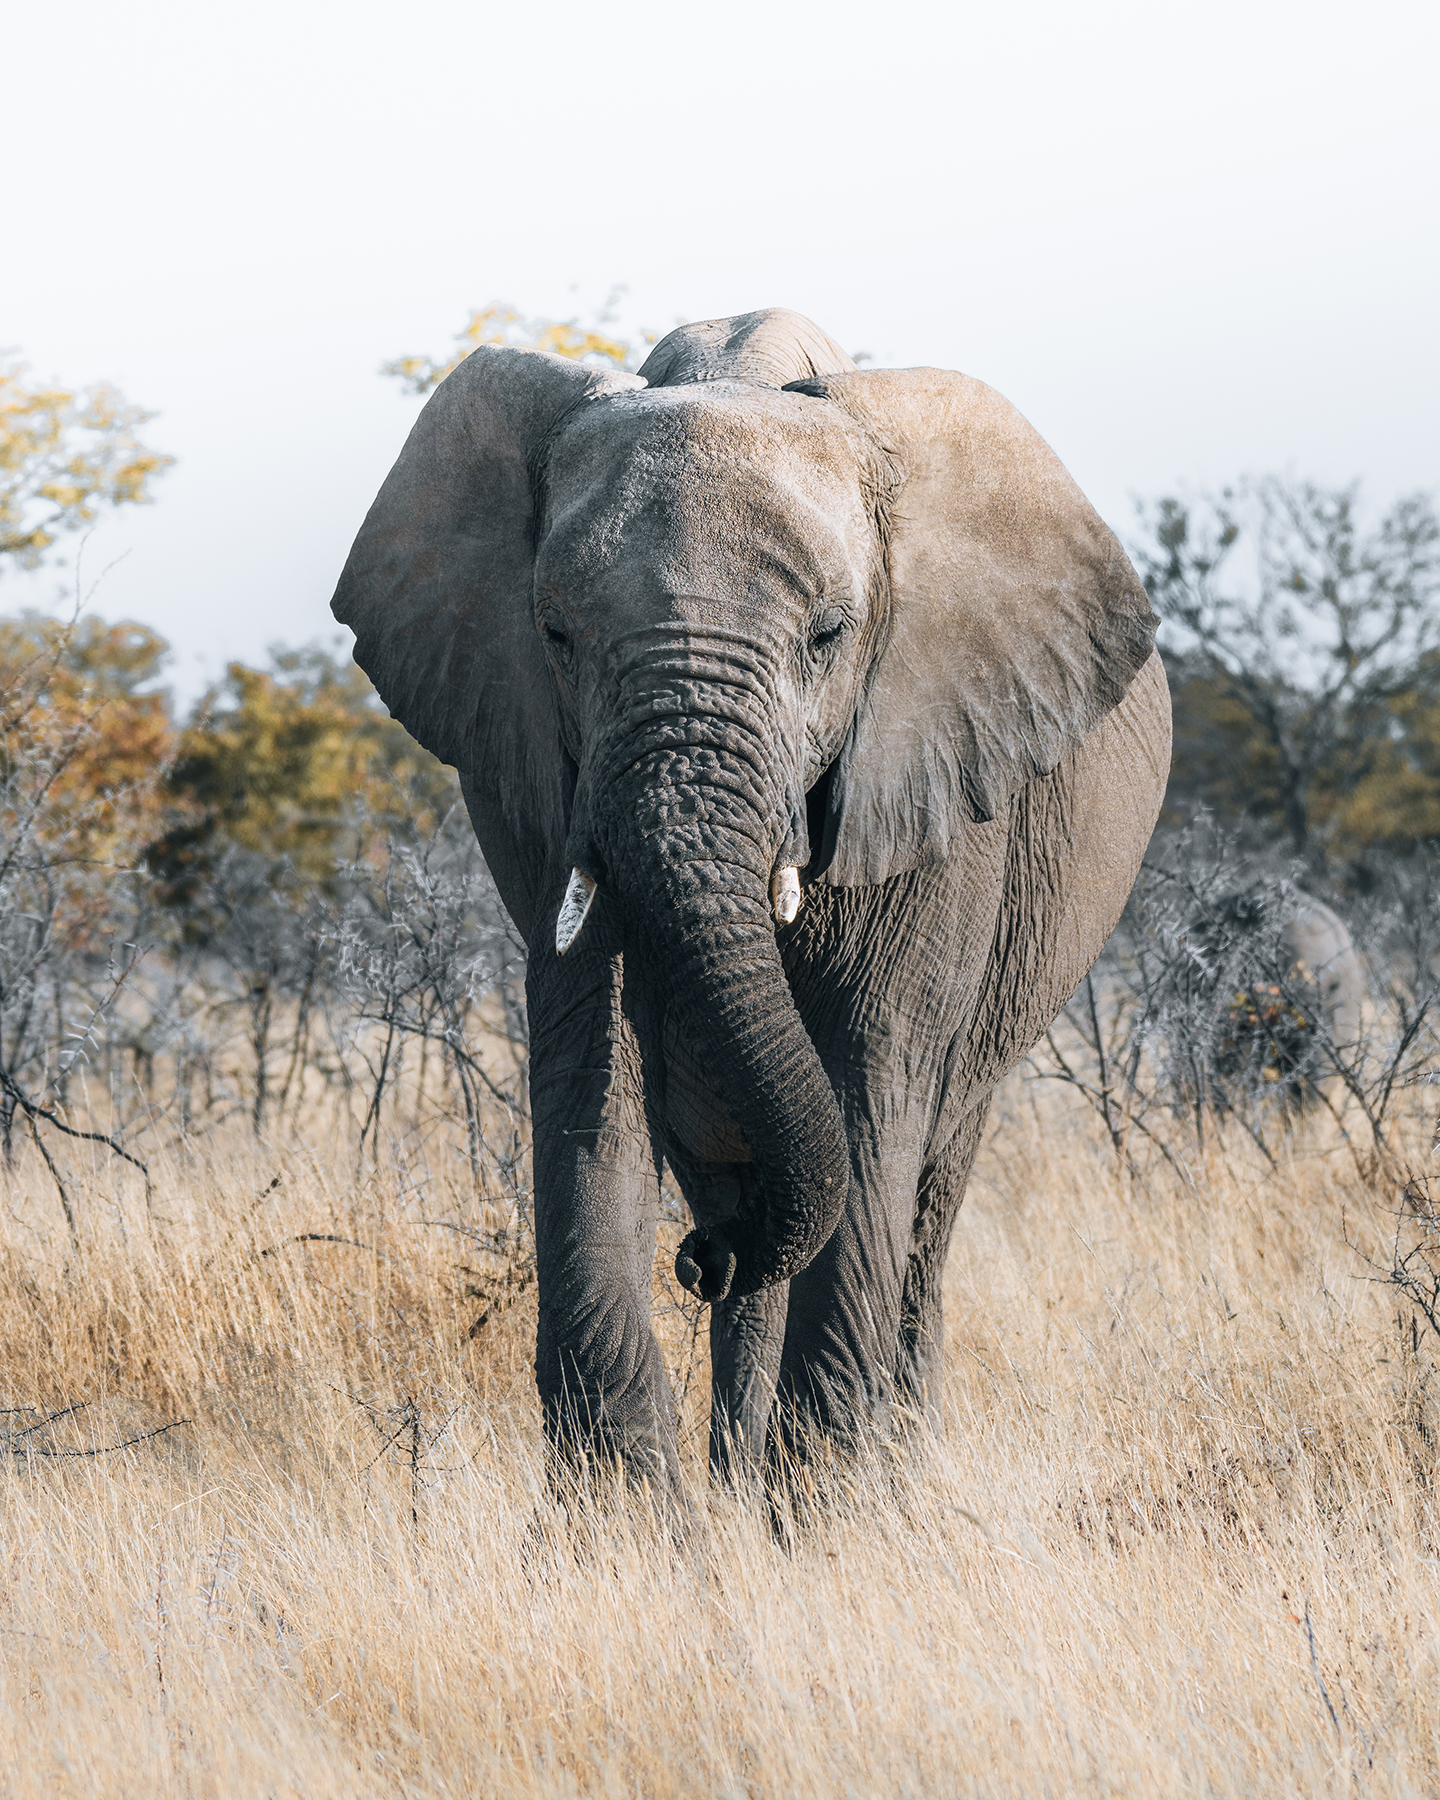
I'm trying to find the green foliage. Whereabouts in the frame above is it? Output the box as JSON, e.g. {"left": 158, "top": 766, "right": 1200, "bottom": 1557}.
{"left": 1320, "top": 652, "right": 1440, "bottom": 855}
{"left": 0, "top": 603, "right": 464, "bottom": 922}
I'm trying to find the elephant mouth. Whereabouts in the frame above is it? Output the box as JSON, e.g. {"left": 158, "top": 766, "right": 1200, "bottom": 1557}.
{"left": 556, "top": 858, "right": 803, "bottom": 956}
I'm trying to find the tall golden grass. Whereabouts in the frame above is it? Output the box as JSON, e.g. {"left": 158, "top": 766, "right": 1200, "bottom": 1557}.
{"left": 2, "top": 1084, "right": 1436, "bottom": 1798}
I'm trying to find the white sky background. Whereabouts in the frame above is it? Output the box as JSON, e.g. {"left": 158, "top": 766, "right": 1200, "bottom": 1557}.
{"left": 5, "top": 0, "right": 1437, "bottom": 706}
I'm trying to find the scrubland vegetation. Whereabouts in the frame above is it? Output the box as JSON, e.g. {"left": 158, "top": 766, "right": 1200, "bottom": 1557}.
{"left": 4, "top": 329, "right": 1440, "bottom": 1795}
{"left": 2, "top": 1081, "right": 1439, "bottom": 1797}
{"left": 3, "top": 608, "right": 1440, "bottom": 1794}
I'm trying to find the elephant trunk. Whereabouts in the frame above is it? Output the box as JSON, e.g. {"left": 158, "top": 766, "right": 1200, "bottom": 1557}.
{"left": 581, "top": 634, "right": 850, "bottom": 1302}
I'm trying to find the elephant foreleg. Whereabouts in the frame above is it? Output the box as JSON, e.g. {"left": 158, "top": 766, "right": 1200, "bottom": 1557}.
{"left": 895, "top": 1099, "right": 990, "bottom": 1419}
{"left": 527, "top": 927, "right": 679, "bottom": 1501}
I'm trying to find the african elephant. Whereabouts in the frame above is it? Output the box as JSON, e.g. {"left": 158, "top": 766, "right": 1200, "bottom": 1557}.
{"left": 1193, "top": 886, "right": 1366, "bottom": 1098}
{"left": 1283, "top": 897, "right": 1366, "bottom": 1055}
{"left": 332, "top": 308, "right": 1171, "bottom": 1499}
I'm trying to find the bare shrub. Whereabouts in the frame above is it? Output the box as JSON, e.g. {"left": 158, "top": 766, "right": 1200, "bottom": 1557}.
{"left": 1033, "top": 823, "right": 1440, "bottom": 1180}
{"left": 3, "top": 1079, "right": 1439, "bottom": 1795}
{"left": 0, "top": 635, "right": 529, "bottom": 1267}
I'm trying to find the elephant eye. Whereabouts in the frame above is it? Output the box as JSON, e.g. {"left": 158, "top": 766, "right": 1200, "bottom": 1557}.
{"left": 810, "top": 605, "right": 848, "bottom": 651}
{"left": 540, "top": 619, "right": 574, "bottom": 666}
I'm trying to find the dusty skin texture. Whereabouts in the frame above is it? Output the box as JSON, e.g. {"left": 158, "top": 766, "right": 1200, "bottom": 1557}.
{"left": 331, "top": 309, "right": 1169, "bottom": 1485}
{"left": 2, "top": 1095, "right": 1437, "bottom": 1798}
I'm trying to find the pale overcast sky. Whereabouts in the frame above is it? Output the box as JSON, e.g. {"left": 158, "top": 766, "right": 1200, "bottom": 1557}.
{"left": 6, "top": 0, "right": 1437, "bottom": 704}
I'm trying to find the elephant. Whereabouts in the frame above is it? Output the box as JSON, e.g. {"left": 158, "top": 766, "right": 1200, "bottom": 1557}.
{"left": 332, "top": 307, "right": 1171, "bottom": 1500}
{"left": 1191, "top": 886, "right": 1366, "bottom": 1101}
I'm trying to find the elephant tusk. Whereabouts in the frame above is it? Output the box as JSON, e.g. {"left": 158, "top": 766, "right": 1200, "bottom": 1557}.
{"left": 555, "top": 868, "right": 598, "bottom": 956}
{"left": 771, "top": 865, "right": 801, "bottom": 926}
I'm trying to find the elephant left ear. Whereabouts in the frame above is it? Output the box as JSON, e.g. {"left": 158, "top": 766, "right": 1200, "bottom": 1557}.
{"left": 790, "top": 368, "right": 1159, "bottom": 886}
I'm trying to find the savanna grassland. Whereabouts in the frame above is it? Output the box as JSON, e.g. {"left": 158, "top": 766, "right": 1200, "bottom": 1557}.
{"left": 2, "top": 1083, "right": 1437, "bottom": 1800}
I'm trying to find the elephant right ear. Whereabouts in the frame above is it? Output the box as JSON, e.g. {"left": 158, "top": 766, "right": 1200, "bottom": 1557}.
{"left": 331, "top": 346, "right": 644, "bottom": 941}
{"left": 793, "top": 368, "right": 1159, "bottom": 886}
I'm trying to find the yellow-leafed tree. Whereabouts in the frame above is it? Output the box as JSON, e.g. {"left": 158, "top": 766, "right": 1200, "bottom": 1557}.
{"left": 1, "top": 359, "right": 173, "bottom": 570}
{"left": 383, "top": 299, "right": 638, "bottom": 397}
{"left": 147, "top": 646, "right": 461, "bottom": 905}
{"left": 0, "top": 612, "right": 174, "bottom": 877}
{"left": 1137, "top": 478, "right": 1440, "bottom": 863}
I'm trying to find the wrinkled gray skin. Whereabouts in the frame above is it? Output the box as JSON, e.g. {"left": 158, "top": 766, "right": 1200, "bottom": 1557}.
{"left": 332, "top": 310, "right": 1172, "bottom": 1498}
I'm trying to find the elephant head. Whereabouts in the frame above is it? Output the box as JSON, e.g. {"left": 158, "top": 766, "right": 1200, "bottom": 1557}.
{"left": 331, "top": 309, "right": 1157, "bottom": 1303}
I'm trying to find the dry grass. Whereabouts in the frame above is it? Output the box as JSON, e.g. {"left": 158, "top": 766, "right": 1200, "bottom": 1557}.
{"left": 2, "top": 1084, "right": 1438, "bottom": 1798}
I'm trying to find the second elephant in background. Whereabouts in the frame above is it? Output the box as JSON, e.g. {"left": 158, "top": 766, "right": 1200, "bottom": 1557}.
{"left": 1194, "top": 887, "right": 1366, "bottom": 1100}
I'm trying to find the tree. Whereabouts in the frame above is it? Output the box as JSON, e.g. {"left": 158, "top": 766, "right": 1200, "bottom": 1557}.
{"left": 0, "top": 611, "right": 173, "bottom": 869}
{"left": 130, "top": 641, "right": 469, "bottom": 1135}
{"left": 1, "top": 358, "right": 173, "bottom": 570}
{"left": 383, "top": 298, "right": 640, "bottom": 397}
{"left": 1320, "top": 650, "right": 1440, "bottom": 855}
{"left": 1135, "top": 477, "right": 1440, "bottom": 859}
{"left": 0, "top": 612, "right": 175, "bottom": 1190}
{"left": 146, "top": 644, "right": 459, "bottom": 906}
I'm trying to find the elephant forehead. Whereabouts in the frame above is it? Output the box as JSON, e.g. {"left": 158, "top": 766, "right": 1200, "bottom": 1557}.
{"left": 537, "top": 387, "right": 875, "bottom": 599}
